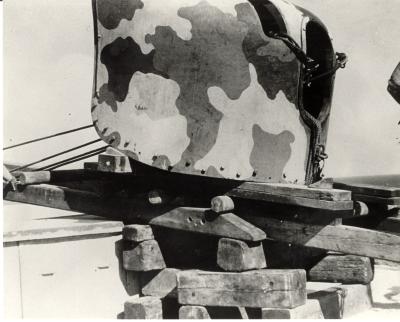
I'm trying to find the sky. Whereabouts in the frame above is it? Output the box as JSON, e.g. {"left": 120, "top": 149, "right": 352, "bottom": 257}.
{"left": 3, "top": 0, "right": 400, "bottom": 178}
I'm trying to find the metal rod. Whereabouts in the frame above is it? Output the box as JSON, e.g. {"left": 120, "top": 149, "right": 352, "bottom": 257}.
{"left": 38, "top": 146, "right": 108, "bottom": 171}
{"left": 10, "top": 139, "right": 102, "bottom": 173}
{"left": 4, "top": 124, "right": 94, "bottom": 150}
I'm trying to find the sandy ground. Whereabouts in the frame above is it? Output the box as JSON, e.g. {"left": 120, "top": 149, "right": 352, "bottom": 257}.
{"left": 349, "top": 264, "right": 400, "bottom": 319}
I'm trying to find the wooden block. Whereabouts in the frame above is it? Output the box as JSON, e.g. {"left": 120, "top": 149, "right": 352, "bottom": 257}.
{"left": 179, "top": 306, "right": 210, "bottom": 319}
{"left": 308, "top": 254, "right": 374, "bottom": 284}
{"left": 123, "top": 240, "right": 166, "bottom": 271}
{"left": 217, "top": 238, "right": 266, "bottom": 271}
{"left": 352, "top": 194, "right": 400, "bottom": 206}
{"left": 246, "top": 215, "right": 400, "bottom": 262}
{"left": 98, "top": 152, "right": 132, "bottom": 173}
{"left": 18, "top": 171, "right": 51, "bottom": 185}
{"left": 261, "top": 299, "right": 324, "bottom": 319}
{"left": 123, "top": 225, "right": 154, "bottom": 242}
{"left": 124, "top": 296, "right": 162, "bottom": 319}
{"left": 210, "top": 196, "right": 234, "bottom": 213}
{"left": 307, "top": 284, "right": 372, "bottom": 318}
{"left": 148, "top": 208, "right": 266, "bottom": 242}
{"left": 333, "top": 180, "right": 400, "bottom": 198}
{"left": 141, "top": 268, "right": 179, "bottom": 298}
{"left": 177, "top": 269, "right": 306, "bottom": 308}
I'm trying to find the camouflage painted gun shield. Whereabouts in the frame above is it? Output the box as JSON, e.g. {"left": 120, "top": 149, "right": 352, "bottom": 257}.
{"left": 91, "top": 0, "right": 336, "bottom": 184}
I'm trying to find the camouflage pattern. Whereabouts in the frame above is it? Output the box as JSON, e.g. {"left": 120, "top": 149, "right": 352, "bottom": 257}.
{"left": 91, "top": 0, "right": 336, "bottom": 184}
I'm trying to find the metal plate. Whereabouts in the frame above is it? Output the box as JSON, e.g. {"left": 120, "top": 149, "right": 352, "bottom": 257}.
{"left": 91, "top": 0, "right": 312, "bottom": 183}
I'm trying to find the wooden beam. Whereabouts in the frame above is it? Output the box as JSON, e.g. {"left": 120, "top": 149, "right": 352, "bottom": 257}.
{"left": 146, "top": 208, "right": 266, "bottom": 242}
{"left": 246, "top": 215, "right": 400, "bottom": 262}
{"left": 227, "top": 188, "right": 353, "bottom": 211}
{"left": 4, "top": 184, "right": 266, "bottom": 241}
{"left": 124, "top": 296, "right": 162, "bottom": 319}
{"left": 177, "top": 269, "right": 306, "bottom": 309}
{"left": 352, "top": 194, "right": 400, "bottom": 206}
{"left": 333, "top": 181, "right": 400, "bottom": 198}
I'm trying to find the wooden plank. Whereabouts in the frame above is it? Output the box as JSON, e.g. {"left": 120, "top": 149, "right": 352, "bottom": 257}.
{"left": 141, "top": 268, "right": 179, "bottom": 298}
{"left": 235, "top": 182, "right": 352, "bottom": 201}
{"left": 217, "top": 238, "right": 266, "bottom": 271}
{"left": 308, "top": 254, "right": 374, "bottom": 284}
{"left": 123, "top": 240, "right": 166, "bottom": 271}
{"left": 246, "top": 215, "right": 400, "bottom": 262}
{"left": 227, "top": 188, "right": 353, "bottom": 211}
{"left": 124, "top": 296, "right": 162, "bottom": 319}
{"left": 146, "top": 208, "right": 266, "bottom": 242}
{"left": 333, "top": 181, "right": 400, "bottom": 198}
{"left": 352, "top": 193, "right": 400, "bottom": 205}
{"left": 177, "top": 269, "right": 306, "bottom": 309}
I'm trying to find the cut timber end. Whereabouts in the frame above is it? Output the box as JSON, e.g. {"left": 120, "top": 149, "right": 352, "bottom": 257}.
{"left": 308, "top": 254, "right": 374, "bottom": 284}
{"left": 246, "top": 215, "right": 400, "bottom": 262}
{"left": 123, "top": 224, "right": 154, "bottom": 242}
{"left": 141, "top": 268, "right": 180, "bottom": 298}
{"left": 179, "top": 306, "right": 211, "bottom": 319}
{"left": 177, "top": 269, "right": 306, "bottom": 308}
{"left": 148, "top": 208, "right": 266, "bottom": 242}
{"left": 217, "top": 238, "right": 266, "bottom": 271}
{"left": 123, "top": 240, "right": 166, "bottom": 271}
{"left": 148, "top": 190, "right": 171, "bottom": 205}
{"left": 124, "top": 296, "right": 162, "bottom": 319}
{"left": 18, "top": 171, "right": 51, "bottom": 185}
{"left": 210, "top": 196, "right": 234, "bottom": 213}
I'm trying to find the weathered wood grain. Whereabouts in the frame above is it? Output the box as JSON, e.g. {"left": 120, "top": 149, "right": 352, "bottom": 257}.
{"left": 177, "top": 269, "right": 306, "bottom": 308}
{"left": 235, "top": 182, "right": 351, "bottom": 201}
{"left": 308, "top": 254, "right": 374, "bottom": 284}
{"left": 4, "top": 185, "right": 265, "bottom": 241}
{"left": 141, "top": 268, "right": 179, "bottom": 298}
{"left": 123, "top": 240, "right": 166, "bottom": 271}
{"left": 246, "top": 215, "right": 400, "bottom": 262}
{"left": 227, "top": 188, "right": 353, "bottom": 211}
{"left": 217, "top": 238, "right": 266, "bottom": 271}
{"left": 124, "top": 296, "right": 162, "bottom": 319}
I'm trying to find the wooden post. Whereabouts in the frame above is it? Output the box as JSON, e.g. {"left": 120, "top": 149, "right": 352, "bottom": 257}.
{"left": 124, "top": 296, "right": 162, "bottom": 319}
{"left": 217, "top": 238, "right": 266, "bottom": 271}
